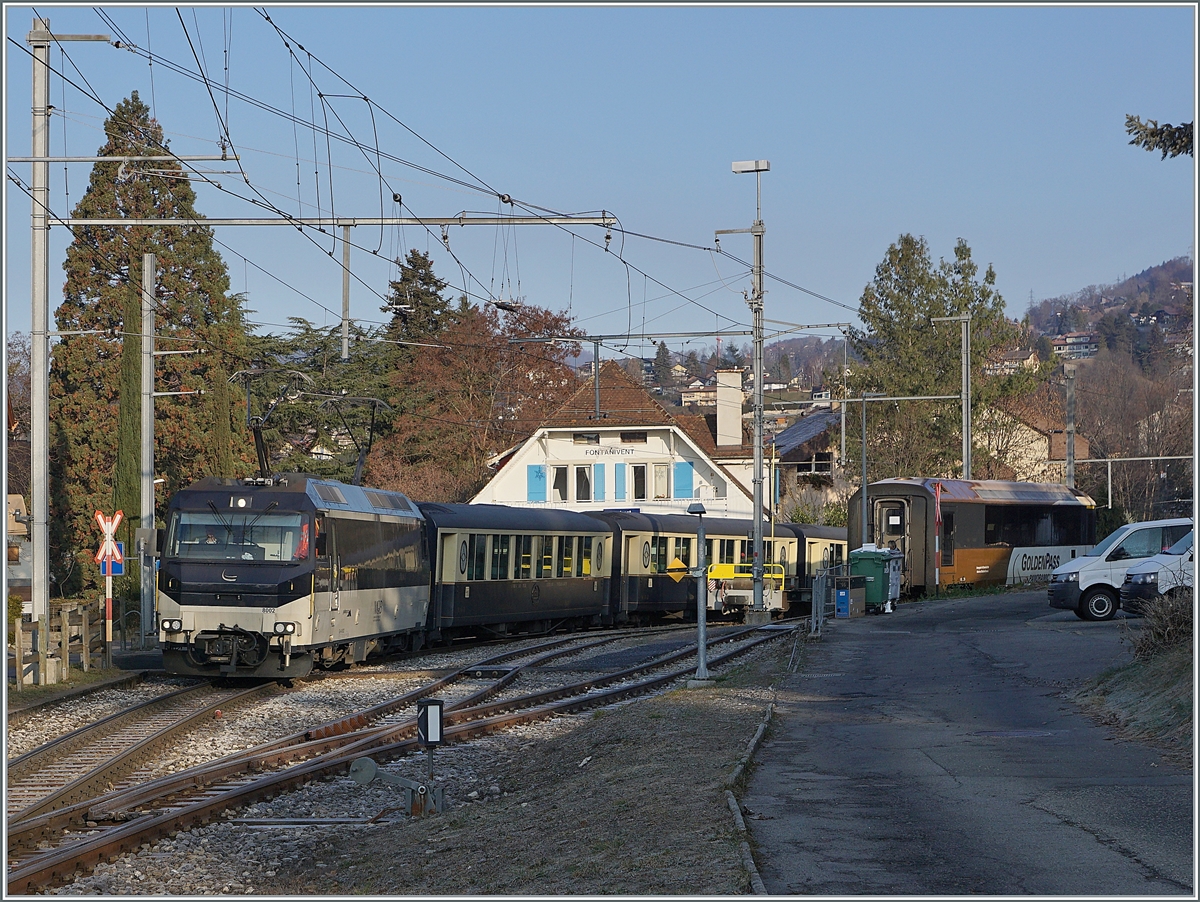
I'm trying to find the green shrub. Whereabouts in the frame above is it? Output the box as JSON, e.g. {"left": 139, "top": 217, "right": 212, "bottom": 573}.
{"left": 1127, "top": 589, "right": 1193, "bottom": 661}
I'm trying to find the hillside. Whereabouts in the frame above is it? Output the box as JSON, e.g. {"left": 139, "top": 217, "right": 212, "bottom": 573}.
{"left": 1026, "top": 257, "right": 1193, "bottom": 334}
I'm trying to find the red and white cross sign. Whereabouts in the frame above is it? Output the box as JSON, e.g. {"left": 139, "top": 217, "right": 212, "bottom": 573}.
{"left": 94, "top": 509, "right": 125, "bottom": 565}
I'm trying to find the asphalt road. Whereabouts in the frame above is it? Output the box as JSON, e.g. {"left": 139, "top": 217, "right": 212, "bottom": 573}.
{"left": 744, "top": 591, "right": 1194, "bottom": 895}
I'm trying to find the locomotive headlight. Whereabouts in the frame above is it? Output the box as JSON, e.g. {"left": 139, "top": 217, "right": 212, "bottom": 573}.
{"left": 162, "top": 619, "right": 183, "bottom": 633}
{"left": 273, "top": 621, "right": 296, "bottom": 635}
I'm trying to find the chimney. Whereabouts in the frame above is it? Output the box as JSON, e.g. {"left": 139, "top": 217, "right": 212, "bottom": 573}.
{"left": 716, "top": 370, "right": 742, "bottom": 447}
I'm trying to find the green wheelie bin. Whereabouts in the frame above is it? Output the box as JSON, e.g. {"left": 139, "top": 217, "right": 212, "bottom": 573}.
{"left": 850, "top": 545, "right": 904, "bottom": 612}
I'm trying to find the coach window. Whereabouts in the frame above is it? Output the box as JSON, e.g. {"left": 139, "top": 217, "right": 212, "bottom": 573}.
{"left": 539, "top": 535, "right": 555, "bottom": 578}
{"left": 718, "top": 539, "right": 736, "bottom": 565}
{"left": 675, "top": 537, "right": 692, "bottom": 568}
{"left": 551, "top": 467, "right": 569, "bottom": 502}
{"left": 942, "top": 513, "right": 955, "bottom": 567}
{"left": 578, "top": 536, "right": 593, "bottom": 576}
{"left": 705, "top": 538, "right": 714, "bottom": 566}
{"left": 575, "top": 466, "right": 592, "bottom": 502}
{"left": 632, "top": 464, "right": 648, "bottom": 501}
{"left": 466, "top": 533, "right": 488, "bottom": 580}
{"left": 516, "top": 535, "right": 533, "bottom": 578}
{"left": 649, "top": 536, "right": 669, "bottom": 573}
{"left": 491, "top": 534, "right": 511, "bottom": 580}
{"left": 653, "top": 464, "right": 669, "bottom": 500}
{"left": 557, "top": 535, "right": 574, "bottom": 577}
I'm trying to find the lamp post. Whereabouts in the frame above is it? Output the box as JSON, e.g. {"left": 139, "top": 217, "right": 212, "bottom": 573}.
{"left": 860, "top": 392, "right": 884, "bottom": 549}
{"left": 730, "top": 159, "right": 769, "bottom": 612}
{"left": 688, "top": 501, "right": 710, "bottom": 681}
{"left": 932, "top": 314, "right": 972, "bottom": 479}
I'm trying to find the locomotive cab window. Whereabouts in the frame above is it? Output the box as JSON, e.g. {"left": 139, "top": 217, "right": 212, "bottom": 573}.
{"left": 166, "top": 510, "right": 309, "bottom": 562}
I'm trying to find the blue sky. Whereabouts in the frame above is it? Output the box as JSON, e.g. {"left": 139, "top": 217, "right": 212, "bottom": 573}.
{"left": 5, "top": 5, "right": 1196, "bottom": 362}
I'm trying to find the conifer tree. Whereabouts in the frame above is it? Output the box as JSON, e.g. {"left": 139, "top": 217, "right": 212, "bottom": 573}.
{"left": 50, "top": 92, "right": 251, "bottom": 593}
{"left": 846, "top": 234, "right": 1029, "bottom": 480}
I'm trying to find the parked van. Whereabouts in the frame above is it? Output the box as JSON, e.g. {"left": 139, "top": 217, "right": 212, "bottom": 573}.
{"left": 1119, "top": 530, "right": 1194, "bottom": 616}
{"left": 1048, "top": 517, "right": 1192, "bottom": 621}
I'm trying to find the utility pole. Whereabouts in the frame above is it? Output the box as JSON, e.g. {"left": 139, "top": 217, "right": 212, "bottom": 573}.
{"left": 140, "top": 254, "right": 156, "bottom": 648}
{"left": 722, "top": 160, "right": 770, "bottom": 615}
{"left": 27, "top": 18, "right": 110, "bottom": 623}
{"left": 1064, "top": 364, "right": 1076, "bottom": 488}
{"left": 932, "top": 314, "right": 972, "bottom": 479}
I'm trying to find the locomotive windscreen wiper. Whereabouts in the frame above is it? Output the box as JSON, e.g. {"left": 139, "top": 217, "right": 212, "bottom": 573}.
{"left": 206, "top": 501, "right": 236, "bottom": 538}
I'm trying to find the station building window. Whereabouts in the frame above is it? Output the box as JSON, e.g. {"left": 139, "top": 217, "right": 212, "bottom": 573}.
{"left": 575, "top": 466, "right": 592, "bottom": 502}
{"left": 551, "top": 466, "right": 569, "bottom": 502}
{"left": 632, "top": 465, "right": 648, "bottom": 501}
{"left": 653, "top": 464, "right": 670, "bottom": 500}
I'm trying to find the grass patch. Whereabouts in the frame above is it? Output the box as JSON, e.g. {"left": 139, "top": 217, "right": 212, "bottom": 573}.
{"left": 6, "top": 666, "right": 123, "bottom": 708}
{"left": 1076, "top": 639, "right": 1193, "bottom": 768}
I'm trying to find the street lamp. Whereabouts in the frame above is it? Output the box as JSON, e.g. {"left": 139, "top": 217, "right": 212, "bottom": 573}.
{"left": 860, "top": 392, "right": 884, "bottom": 549}
{"left": 932, "top": 314, "right": 972, "bottom": 479}
{"left": 687, "top": 501, "right": 710, "bottom": 681}
{"left": 730, "top": 159, "right": 769, "bottom": 613}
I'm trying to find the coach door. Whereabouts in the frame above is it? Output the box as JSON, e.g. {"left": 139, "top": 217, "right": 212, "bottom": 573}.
{"left": 877, "top": 500, "right": 907, "bottom": 556}
{"left": 313, "top": 516, "right": 338, "bottom": 643}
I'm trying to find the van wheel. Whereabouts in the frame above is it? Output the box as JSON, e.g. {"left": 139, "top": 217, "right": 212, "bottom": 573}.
{"left": 1081, "top": 587, "right": 1117, "bottom": 621}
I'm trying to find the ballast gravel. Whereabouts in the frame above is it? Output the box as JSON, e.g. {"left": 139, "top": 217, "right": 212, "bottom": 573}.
{"left": 35, "top": 630, "right": 802, "bottom": 896}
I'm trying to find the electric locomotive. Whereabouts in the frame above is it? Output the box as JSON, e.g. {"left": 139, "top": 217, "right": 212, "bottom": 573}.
{"left": 157, "top": 474, "right": 429, "bottom": 679}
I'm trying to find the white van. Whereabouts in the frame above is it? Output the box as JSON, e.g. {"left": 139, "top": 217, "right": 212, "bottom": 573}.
{"left": 1047, "top": 517, "right": 1192, "bottom": 621}
{"left": 1119, "top": 530, "right": 1194, "bottom": 616}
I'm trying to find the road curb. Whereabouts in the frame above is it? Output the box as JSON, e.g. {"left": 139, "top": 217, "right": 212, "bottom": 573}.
{"left": 726, "top": 699, "right": 774, "bottom": 894}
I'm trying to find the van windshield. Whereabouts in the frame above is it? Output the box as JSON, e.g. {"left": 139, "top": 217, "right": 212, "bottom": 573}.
{"left": 1084, "top": 527, "right": 1128, "bottom": 558}
{"left": 1165, "top": 531, "right": 1193, "bottom": 555}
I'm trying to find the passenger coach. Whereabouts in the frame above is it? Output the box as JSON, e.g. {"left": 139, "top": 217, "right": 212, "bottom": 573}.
{"left": 848, "top": 477, "right": 1096, "bottom": 595}
{"left": 418, "top": 503, "right": 613, "bottom": 639}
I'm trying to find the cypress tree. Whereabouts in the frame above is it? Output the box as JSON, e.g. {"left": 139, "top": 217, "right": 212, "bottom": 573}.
{"left": 110, "top": 262, "right": 143, "bottom": 597}
{"left": 50, "top": 92, "right": 252, "bottom": 594}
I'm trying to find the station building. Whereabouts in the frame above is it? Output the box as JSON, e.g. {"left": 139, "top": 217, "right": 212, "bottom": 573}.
{"left": 471, "top": 361, "right": 760, "bottom": 517}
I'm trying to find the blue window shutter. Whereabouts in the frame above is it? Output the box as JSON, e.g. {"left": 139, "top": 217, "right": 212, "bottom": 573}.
{"left": 614, "top": 463, "right": 626, "bottom": 501}
{"left": 673, "top": 461, "right": 694, "bottom": 499}
{"left": 527, "top": 464, "right": 546, "bottom": 502}
{"left": 594, "top": 463, "right": 605, "bottom": 501}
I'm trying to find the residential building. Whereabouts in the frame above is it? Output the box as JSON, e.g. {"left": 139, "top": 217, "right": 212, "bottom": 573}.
{"left": 974, "top": 406, "right": 1091, "bottom": 483}
{"left": 984, "top": 348, "right": 1040, "bottom": 376}
{"left": 1050, "top": 332, "right": 1100, "bottom": 359}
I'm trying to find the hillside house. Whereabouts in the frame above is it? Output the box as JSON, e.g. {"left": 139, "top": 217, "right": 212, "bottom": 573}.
{"left": 1051, "top": 332, "right": 1100, "bottom": 359}
{"left": 984, "top": 348, "right": 1040, "bottom": 376}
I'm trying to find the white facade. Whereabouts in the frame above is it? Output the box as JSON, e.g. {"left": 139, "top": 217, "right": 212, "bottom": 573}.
{"left": 472, "top": 424, "right": 755, "bottom": 517}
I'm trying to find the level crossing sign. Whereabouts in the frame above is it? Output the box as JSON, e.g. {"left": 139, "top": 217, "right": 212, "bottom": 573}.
{"left": 94, "top": 510, "right": 124, "bottom": 566}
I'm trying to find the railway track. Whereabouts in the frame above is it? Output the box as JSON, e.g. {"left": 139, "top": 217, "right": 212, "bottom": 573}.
{"left": 5, "top": 682, "right": 278, "bottom": 824}
{"left": 7, "top": 624, "right": 788, "bottom": 894}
